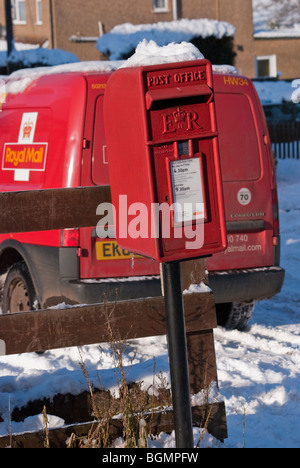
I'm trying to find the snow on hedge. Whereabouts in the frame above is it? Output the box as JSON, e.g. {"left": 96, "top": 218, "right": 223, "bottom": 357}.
{"left": 97, "top": 18, "right": 236, "bottom": 60}
{"left": 0, "top": 45, "right": 79, "bottom": 69}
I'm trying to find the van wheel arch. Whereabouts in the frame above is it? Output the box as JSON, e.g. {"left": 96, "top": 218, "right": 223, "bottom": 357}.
{"left": 0, "top": 246, "right": 24, "bottom": 277}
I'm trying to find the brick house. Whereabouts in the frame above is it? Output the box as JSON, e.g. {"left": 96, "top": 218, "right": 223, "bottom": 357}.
{"left": 0, "top": 0, "right": 255, "bottom": 77}
{"left": 1, "top": 0, "right": 298, "bottom": 80}
{"left": 254, "top": 33, "right": 300, "bottom": 81}
{"left": 0, "top": 0, "right": 51, "bottom": 47}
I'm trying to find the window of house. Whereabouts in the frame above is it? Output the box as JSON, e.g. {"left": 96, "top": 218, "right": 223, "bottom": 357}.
{"left": 36, "top": 0, "right": 43, "bottom": 24}
{"left": 153, "top": 0, "right": 169, "bottom": 12}
{"left": 256, "top": 55, "right": 277, "bottom": 79}
{"left": 12, "top": 0, "right": 27, "bottom": 24}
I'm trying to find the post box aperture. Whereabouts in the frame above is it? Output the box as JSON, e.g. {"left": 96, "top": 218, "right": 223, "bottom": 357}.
{"left": 103, "top": 59, "right": 227, "bottom": 262}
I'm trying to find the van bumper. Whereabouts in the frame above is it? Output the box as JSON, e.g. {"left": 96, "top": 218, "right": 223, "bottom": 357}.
{"left": 208, "top": 267, "right": 285, "bottom": 304}
{"left": 61, "top": 267, "right": 285, "bottom": 308}
{"left": 60, "top": 276, "right": 162, "bottom": 306}
{"left": 16, "top": 245, "right": 285, "bottom": 309}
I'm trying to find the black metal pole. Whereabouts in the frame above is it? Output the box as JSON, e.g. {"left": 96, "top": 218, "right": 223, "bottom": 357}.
{"left": 4, "top": 0, "right": 16, "bottom": 74}
{"left": 162, "top": 261, "right": 194, "bottom": 448}
{"left": 5, "top": 0, "right": 15, "bottom": 56}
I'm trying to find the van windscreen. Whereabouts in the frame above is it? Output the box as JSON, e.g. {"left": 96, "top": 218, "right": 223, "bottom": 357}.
{"left": 215, "top": 93, "right": 261, "bottom": 182}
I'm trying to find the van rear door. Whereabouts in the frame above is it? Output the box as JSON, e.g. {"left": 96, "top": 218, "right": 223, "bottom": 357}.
{"left": 79, "top": 76, "right": 159, "bottom": 280}
{"left": 207, "top": 74, "right": 276, "bottom": 272}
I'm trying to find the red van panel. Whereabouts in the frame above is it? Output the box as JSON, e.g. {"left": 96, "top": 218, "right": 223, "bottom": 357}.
{"left": 0, "top": 74, "right": 87, "bottom": 191}
{"left": 0, "top": 73, "right": 88, "bottom": 253}
{"left": 206, "top": 74, "right": 276, "bottom": 272}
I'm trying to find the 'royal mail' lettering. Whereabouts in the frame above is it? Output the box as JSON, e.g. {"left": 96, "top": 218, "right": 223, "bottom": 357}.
{"left": 2, "top": 143, "right": 48, "bottom": 171}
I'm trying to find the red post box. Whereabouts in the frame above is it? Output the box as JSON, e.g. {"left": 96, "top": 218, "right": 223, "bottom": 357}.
{"left": 103, "top": 59, "right": 227, "bottom": 262}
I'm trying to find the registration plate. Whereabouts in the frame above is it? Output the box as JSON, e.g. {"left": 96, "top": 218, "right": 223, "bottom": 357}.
{"left": 96, "top": 241, "right": 143, "bottom": 261}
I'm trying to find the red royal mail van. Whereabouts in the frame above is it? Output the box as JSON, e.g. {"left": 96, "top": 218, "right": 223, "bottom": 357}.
{"left": 0, "top": 64, "right": 285, "bottom": 330}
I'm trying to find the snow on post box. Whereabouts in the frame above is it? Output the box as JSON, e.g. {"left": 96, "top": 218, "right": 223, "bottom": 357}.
{"left": 103, "top": 60, "right": 227, "bottom": 262}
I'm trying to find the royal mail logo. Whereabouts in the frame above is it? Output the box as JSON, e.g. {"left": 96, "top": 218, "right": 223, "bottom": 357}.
{"left": 3, "top": 143, "right": 47, "bottom": 171}
{"left": 2, "top": 112, "right": 48, "bottom": 181}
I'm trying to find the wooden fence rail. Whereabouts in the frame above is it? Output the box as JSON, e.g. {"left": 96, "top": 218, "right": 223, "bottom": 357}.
{"left": 0, "top": 185, "right": 111, "bottom": 234}
{"left": 0, "top": 292, "right": 216, "bottom": 357}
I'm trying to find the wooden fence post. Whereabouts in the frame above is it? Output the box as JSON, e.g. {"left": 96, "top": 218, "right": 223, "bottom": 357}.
{"left": 181, "top": 258, "right": 227, "bottom": 440}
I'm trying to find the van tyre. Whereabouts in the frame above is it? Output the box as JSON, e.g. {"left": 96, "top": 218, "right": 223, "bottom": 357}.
{"left": 216, "top": 301, "right": 256, "bottom": 331}
{"left": 2, "top": 262, "right": 38, "bottom": 314}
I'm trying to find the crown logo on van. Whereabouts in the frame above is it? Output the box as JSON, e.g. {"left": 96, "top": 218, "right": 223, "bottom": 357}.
{"left": 22, "top": 119, "right": 33, "bottom": 139}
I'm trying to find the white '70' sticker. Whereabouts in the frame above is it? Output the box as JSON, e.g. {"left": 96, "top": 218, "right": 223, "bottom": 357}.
{"left": 238, "top": 188, "right": 252, "bottom": 206}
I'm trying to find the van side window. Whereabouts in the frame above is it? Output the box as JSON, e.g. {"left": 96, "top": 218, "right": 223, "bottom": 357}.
{"left": 215, "top": 93, "right": 261, "bottom": 182}
{"left": 92, "top": 95, "right": 110, "bottom": 186}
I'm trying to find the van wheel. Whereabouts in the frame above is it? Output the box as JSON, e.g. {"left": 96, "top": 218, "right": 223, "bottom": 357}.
{"left": 216, "top": 301, "right": 256, "bottom": 331}
{"left": 2, "top": 262, "right": 38, "bottom": 314}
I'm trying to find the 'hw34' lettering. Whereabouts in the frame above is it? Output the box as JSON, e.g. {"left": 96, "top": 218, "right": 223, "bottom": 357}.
{"left": 223, "top": 76, "right": 249, "bottom": 87}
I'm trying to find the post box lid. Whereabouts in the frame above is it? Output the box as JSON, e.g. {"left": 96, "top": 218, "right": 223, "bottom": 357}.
{"left": 146, "top": 84, "right": 212, "bottom": 109}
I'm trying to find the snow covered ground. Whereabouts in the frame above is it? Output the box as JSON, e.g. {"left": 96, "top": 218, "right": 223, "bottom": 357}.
{"left": 0, "top": 158, "right": 299, "bottom": 449}
{"left": 253, "top": 0, "right": 300, "bottom": 37}
{"left": 215, "top": 157, "right": 300, "bottom": 449}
